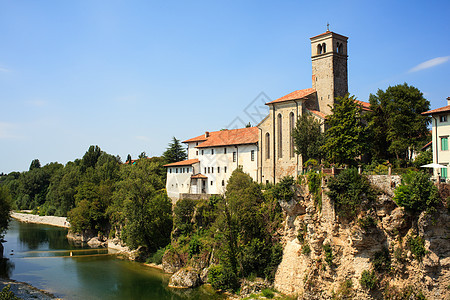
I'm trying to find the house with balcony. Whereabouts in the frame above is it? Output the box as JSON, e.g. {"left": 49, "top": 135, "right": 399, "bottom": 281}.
{"left": 422, "top": 97, "right": 450, "bottom": 181}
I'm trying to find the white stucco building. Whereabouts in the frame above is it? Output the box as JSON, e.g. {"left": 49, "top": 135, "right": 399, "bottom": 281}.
{"left": 423, "top": 97, "right": 450, "bottom": 181}
{"left": 164, "top": 127, "right": 258, "bottom": 202}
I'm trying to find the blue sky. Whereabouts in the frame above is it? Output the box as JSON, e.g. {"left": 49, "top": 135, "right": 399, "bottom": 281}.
{"left": 1, "top": 0, "right": 449, "bottom": 173}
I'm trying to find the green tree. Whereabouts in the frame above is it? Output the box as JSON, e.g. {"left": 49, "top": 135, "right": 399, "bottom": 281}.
{"left": 414, "top": 150, "right": 432, "bottom": 168}
{"left": 292, "top": 113, "right": 325, "bottom": 162}
{"left": 0, "top": 186, "right": 12, "bottom": 239}
{"left": 162, "top": 137, "right": 187, "bottom": 163}
{"left": 367, "top": 83, "right": 431, "bottom": 163}
{"left": 393, "top": 170, "right": 439, "bottom": 213}
{"left": 82, "top": 145, "right": 102, "bottom": 169}
{"left": 138, "top": 152, "right": 148, "bottom": 159}
{"left": 126, "top": 154, "right": 132, "bottom": 164}
{"left": 322, "top": 94, "right": 367, "bottom": 166}
{"left": 29, "top": 159, "right": 41, "bottom": 171}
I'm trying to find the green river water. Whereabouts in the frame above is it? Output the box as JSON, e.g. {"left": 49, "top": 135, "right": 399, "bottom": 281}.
{"left": 1, "top": 219, "right": 223, "bottom": 299}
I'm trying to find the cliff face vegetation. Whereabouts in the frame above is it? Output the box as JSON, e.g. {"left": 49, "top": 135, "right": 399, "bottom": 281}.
{"left": 274, "top": 170, "right": 449, "bottom": 300}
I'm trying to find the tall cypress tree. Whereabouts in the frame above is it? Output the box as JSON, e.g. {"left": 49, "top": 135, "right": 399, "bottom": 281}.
{"left": 162, "top": 137, "right": 187, "bottom": 163}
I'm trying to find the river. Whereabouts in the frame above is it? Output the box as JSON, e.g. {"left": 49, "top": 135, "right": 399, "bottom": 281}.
{"left": 1, "top": 219, "right": 223, "bottom": 299}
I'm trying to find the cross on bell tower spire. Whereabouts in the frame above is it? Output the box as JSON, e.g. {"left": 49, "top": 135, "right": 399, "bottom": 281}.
{"left": 327, "top": 22, "right": 330, "bottom": 31}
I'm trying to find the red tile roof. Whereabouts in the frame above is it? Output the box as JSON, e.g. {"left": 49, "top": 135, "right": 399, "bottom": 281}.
{"left": 421, "top": 141, "right": 432, "bottom": 150}
{"left": 266, "top": 88, "right": 316, "bottom": 105}
{"left": 195, "top": 127, "right": 259, "bottom": 148}
{"left": 422, "top": 105, "right": 450, "bottom": 115}
{"left": 356, "top": 100, "right": 371, "bottom": 111}
{"left": 306, "top": 108, "right": 326, "bottom": 119}
{"left": 191, "top": 173, "right": 208, "bottom": 179}
{"left": 310, "top": 31, "right": 348, "bottom": 40}
{"left": 163, "top": 158, "right": 199, "bottom": 167}
{"left": 183, "top": 135, "right": 208, "bottom": 143}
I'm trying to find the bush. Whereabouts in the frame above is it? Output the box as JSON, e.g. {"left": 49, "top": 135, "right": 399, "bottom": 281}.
{"left": 208, "top": 264, "right": 239, "bottom": 291}
{"left": 393, "top": 170, "right": 439, "bottom": 213}
{"left": 261, "top": 288, "right": 275, "bottom": 298}
{"left": 302, "top": 243, "right": 311, "bottom": 255}
{"left": 148, "top": 247, "right": 166, "bottom": 265}
{"left": 414, "top": 150, "right": 432, "bottom": 168}
{"left": 360, "top": 270, "right": 377, "bottom": 290}
{"left": 323, "top": 243, "right": 333, "bottom": 266}
{"left": 273, "top": 176, "right": 294, "bottom": 201}
{"left": 327, "top": 168, "right": 376, "bottom": 221}
{"left": 188, "top": 235, "right": 202, "bottom": 258}
{"left": 408, "top": 235, "right": 427, "bottom": 261}
{"left": 0, "top": 285, "right": 20, "bottom": 300}
{"left": 358, "top": 215, "right": 377, "bottom": 230}
{"left": 372, "top": 247, "right": 391, "bottom": 273}
{"left": 307, "top": 171, "right": 322, "bottom": 209}
{"left": 173, "top": 198, "right": 197, "bottom": 235}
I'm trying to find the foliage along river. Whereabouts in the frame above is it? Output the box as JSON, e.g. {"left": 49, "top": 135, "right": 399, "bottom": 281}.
{"left": 1, "top": 219, "right": 222, "bottom": 299}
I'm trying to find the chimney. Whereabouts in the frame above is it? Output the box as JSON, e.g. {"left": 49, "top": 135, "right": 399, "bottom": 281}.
{"left": 205, "top": 131, "right": 210, "bottom": 138}
{"left": 447, "top": 97, "right": 450, "bottom": 106}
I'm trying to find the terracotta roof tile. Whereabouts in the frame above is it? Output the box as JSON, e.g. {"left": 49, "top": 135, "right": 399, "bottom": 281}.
{"left": 310, "top": 31, "right": 348, "bottom": 40}
{"left": 191, "top": 173, "right": 208, "bottom": 179}
{"left": 266, "top": 88, "right": 316, "bottom": 105}
{"left": 421, "top": 141, "right": 432, "bottom": 150}
{"left": 183, "top": 135, "right": 207, "bottom": 143}
{"left": 355, "top": 100, "right": 371, "bottom": 111}
{"left": 306, "top": 108, "right": 327, "bottom": 119}
{"left": 196, "top": 127, "right": 259, "bottom": 148}
{"left": 422, "top": 105, "right": 450, "bottom": 115}
{"left": 164, "top": 158, "right": 199, "bottom": 167}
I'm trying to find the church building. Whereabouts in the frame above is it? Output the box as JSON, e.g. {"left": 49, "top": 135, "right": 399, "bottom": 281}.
{"left": 165, "top": 29, "right": 369, "bottom": 201}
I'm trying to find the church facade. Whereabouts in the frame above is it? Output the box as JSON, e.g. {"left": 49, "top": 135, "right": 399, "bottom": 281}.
{"left": 165, "top": 29, "right": 368, "bottom": 201}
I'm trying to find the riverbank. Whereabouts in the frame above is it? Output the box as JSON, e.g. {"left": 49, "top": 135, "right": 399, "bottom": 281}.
{"left": 0, "top": 278, "right": 57, "bottom": 300}
{"left": 10, "top": 212, "right": 70, "bottom": 228}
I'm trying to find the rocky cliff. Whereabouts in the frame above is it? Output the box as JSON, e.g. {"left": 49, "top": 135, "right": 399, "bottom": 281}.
{"left": 274, "top": 175, "right": 449, "bottom": 299}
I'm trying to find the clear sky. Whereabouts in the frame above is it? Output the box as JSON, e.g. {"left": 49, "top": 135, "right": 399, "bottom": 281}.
{"left": 1, "top": 0, "right": 449, "bottom": 173}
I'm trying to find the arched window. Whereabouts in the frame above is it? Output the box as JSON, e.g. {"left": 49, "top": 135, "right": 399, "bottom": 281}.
{"left": 289, "top": 112, "right": 295, "bottom": 158}
{"left": 265, "top": 132, "right": 270, "bottom": 159}
{"left": 277, "top": 113, "right": 283, "bottom": 158}
{"left": 317, "top": 44, "right": 322, "bottom": 54}
{"left": 322, "top": 43, "right": 326, "bottom": 53}
{"left": 339, "top": 43, "right": 343, "bottom": 54}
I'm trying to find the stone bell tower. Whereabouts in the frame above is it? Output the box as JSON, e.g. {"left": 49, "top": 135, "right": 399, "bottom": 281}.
{"left": 310, "top": 29, "right": 348, "bottom": 115}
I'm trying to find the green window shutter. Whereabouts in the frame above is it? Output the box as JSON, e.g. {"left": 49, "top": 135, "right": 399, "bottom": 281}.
{"left": 441, "top": 137, "right": 448, "bottom": 151}
{"left": 441, "top": 168, "right": 447, "bottom": 179}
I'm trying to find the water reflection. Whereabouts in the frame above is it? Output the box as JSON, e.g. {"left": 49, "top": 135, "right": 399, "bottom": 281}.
{"left": 0, "top": 258, "right": 14, "bottom": 278}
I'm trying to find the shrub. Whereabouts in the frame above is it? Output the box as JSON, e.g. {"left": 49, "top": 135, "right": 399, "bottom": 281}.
{"left": 302, "top": 243, "right": 311, "bottom": 255}
{"left": 372, "top": 247, "right": 391, "bottom": 273}
{"left": 273, "top": 176, "right": 294, "bottom": 201}
{"left": 408, "top": 235, "right": 427, "bottom": 261}
{"left": 327, "top": 168, "right": 376, "bottom": 221}
{"left": 358, "top": 215, "right": 377, "bottom": 230}
{"left": 173, "top": 198, "right": 196, "bottom": 234}
{"left": 307, "top": 171, "right": 322, "bottom": 210}
{"left": 0, "top": 285, "right": 20, "bottom": 300}
{"left": 360, "top": 270, "right": 377, "bottom": 290}
{"left": 393, "top": 170, "right": 439, "bottom": 213}
{"left": 148, "top": 247, "right": 166, "bottom": 264}
{"left": 323, "top": 243, "right": 333, "bottom": 266}
{"left": 208, "top": 264, "right": 239, "bottom": 291}
{"left": 261, "top": 288, "right": 275, "bottom": 298}
{"left": 332, "top": 280, "right": 353, "bottom": 299}
{"left": 188, "top": 235, "right": 202, "bottom": 258}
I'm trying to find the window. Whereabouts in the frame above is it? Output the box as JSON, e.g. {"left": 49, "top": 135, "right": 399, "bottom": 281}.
{"left": 265, "top": 132, "right": 270, "bottom": 159}
{"left": 210, "top": 181, "right": 213, "bottom": 186}
{"left": 196, "top": 142, "right": 199, "bottom": 146}
{"left": 251, "top": 150, "right": 255, "bottom": 161}
{"left": 176, "top": 168, "right": 178, "bottom": 173}
{"left": 277, "top": 113, "right": 283, "bottom": 158}
{"left": 201, "top": 150, "right": 204, "bottom": 155}
{"left": 211, "top": 149, "right": 214, "bottom": 155}
{"left": 222, "top": 180, "right": 225, "bottom": 186}
{"left": 204, "top": 167, "right": 206, "bottom": 174}
{"left": 224, "top": 148, "right": 227, "bottom": 154}
{"left": 233, "top": 152, "right": 236, "bottom": 162}
{"left": 322, "top": 43, "right": 326, "bottom": 53}
{"left": 317, "top": 44, "right": 322, "bottom": 54}
{"left": 169, "top": 168, "right": 172, "bottom": 173}
{"left": 440, "top": 115, "right": 448, "bottom": 122}
{"left": 224, "top": 166, "right": 227, "bottom": 173}
{"left": 217, "top": 167, "right": 220, "bottom": 173}
{"left": 289, "top": 112, "right": 295, "bottom": 158}
{"left": 441, "top": 137, "right": 448, "bottom": 151}
{"left": 211, "top": 167, "right": 214, "bottom": 173}
{"left": 208, "top": 167, "right": 210, "bottom": 173}
{"left": 196, "top": 151, "right": 198, "bottom": 155}
{"left": 442, "top": 168, "right": 448, "bottom": 179}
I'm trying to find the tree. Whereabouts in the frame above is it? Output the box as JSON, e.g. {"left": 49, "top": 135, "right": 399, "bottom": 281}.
{"left": 138, "top": 152, "right": 148, "bottom": 159}
{"left": 0, "top": 186, "right": 12, "bottom": 239}
{"left": 292, "top": 113, "right": 325, "bottom": 163}
{"left": 29, "top": 159, "right": 41, "bottom": 171}
{"left": 321, "top": 94, "right": 367, "bottom": 166}
{"left": 82, "top": 145, "right": 102, "bottom": 169}
{"left": 126, "top": 154, "right": 132, "bottom": 165}
{"left": 367, "top": 83, "right": 431, "bottom": 163}
{"left": 393, "top": 170, "right": 439, "bottom": 213}
{"left": 162, "top": 137, "right": 187, "bottom": 163}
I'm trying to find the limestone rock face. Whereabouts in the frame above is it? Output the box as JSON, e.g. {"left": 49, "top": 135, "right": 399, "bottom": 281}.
{"left": 381, "top": 207, "right": 410, "bottom": 235}
{"left": 240, "top": 278, "right": 271, "bottom": 297}
{"left": 168, "top": 268, "right": 200, "bottom": 288}
{"left": 162, "top": 249, "right": 185, "bottom": 273}
{"left": 87, "top": 237, "right": 103, "bottom": 247}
